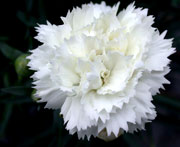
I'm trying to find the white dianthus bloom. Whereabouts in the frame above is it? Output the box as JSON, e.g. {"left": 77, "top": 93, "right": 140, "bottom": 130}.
{"left": 27, "top": 2, "right": 175, "bottom": 141}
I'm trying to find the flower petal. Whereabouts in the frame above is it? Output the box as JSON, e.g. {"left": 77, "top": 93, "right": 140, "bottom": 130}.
{"left": 97, "top": 51, "right": 133, "bottom": 94}
{"left": 35, "top": 21, "right": 71, "bottom": 47}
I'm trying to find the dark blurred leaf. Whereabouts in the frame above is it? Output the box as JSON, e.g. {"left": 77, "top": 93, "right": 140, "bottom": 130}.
{"left": 19, "top": 126, "right": 54, "bottom": 147}
{"left": 0, "top": 104, "right": 13, "bottom": 137}
{"left": 156, "top": 113, "right": 180, "bottom": 129}
{"left": 38, "top": 0, "right": 46, "bottom": 23}
{"left": 0, "top": 42, "right": 23, "bottom": 61}
{"left": 154, "top": 95, "right": 180, "bottom": 110}
{"left": 123, "top": 134, "right": 140, "bottom": 147}
{"left": 52, "top": 111, "right": 74, "bottom": 147}
{"left": 17, "top": 11, "right": 37, "bottom": 27}
{"left": 48, "top": 136, "right": 57, "bottom": 147}
{"left": 0, "top": 96, "right": 32, "bottom": 104}
{"left": 28, "top": 37, "right": 33, "bottom": 49}
{"left": 146, "top": 124, "right": 155, "bottom": 147}
{"left": 26, "top": 0, "right": 34, "bottom": 12}
{"left": 53, "top": 111, "right": 63, "bottom": 147}
{"left": 1, "top": 86, "right": 29, "bottom": 96}
{"left": 174, "top": 36, "right": 180, "bottom": 50}
{"left": 3, "top": 73, "right": 10, "bottom": 87}
{"left": 56, "top": 129, "right": 63, "bottom": 147}
{"left": 75, "top": 140, "right": 91, "bottom": 147}
{"left": 171, "top": 0, "right": 180, "bottom": 8}
{"left": 53, "top": 110, "right": 63, "bottom": 129}
{"left": 26, "top": 35, "right": 33, "bottom": 49}
{"left": 168, "top": 21, "right": 180, "bottom": 38}
{"left": 0, "top": 36, "right": 8, "bottom": 41}
{"left": 25, "top": 29, "right": 30, "bottom": 40}
{"left": 62, "top": 135, "right": 73, "bottom": 147}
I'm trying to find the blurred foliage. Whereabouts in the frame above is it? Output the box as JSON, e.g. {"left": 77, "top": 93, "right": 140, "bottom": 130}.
{"left": 0, "top": 43, "right": 23, "bottom": 61}
{"left": 0, "top": 0, "right": 180, "bottom": 147}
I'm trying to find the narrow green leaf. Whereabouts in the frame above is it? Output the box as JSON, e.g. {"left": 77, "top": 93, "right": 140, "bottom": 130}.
{"left": 3, "top": 73, "right": 10, "bottom": 87}
{"left": 38, "top": 0, "right": 46, "bottom": 23}
{"left": 25, "top": 28, "right": 30, "bottom": 40}
{"left": 53, "top": 110, "right": 63, "bottom": 129}
{"left": 19, "top": 126, "right": 54, "bottom": 146}
{"left": 48, "top": 136, "right": 57, "bottom": 147}
{"left": 156, "top": 113, "right": 180, "bottom": 129}
{"left": 171, "top": 0, "right": 180, "bottom": 8}
{"left": 146, "top": 124, "right": 155, "bottom": 147}
{"left": 1, "top": 86, "right": 29, "bottom": 96}
{"left": 56, "top": 128, "right": 63, "bottom": 147}
{"left": 0, "top": 96, "right": 32, "bottom": 104}
{"left": 0, "top": 104, "right": 13, "bottom": 137}
{"left": 123, "top": 134, "right": 140, "bottom": 147}
{"left": 28, "top": 37, "right": 33, "bottom": 49}
{"left": 75, "top": 140, "right": 91, "bottom": 147}
{"left": 174, "top": 36, "right": 180, "bottom": 50}
{"left": 154, "top": 95, "right": 180, "bottom": 110}
{"left": 0, "top": 43, "right": 23, "bottom": 61}
{"left": 0, "top": 36, "right": 8, "bottom": 41}
{"left": 26, "top": 0, "right": 34, "bottom": 12}
{"left": 16, "top": 11, "right": 37, "bottom": 27}
{"left": 62, "top": 135, "right": 73, "bottom": 147}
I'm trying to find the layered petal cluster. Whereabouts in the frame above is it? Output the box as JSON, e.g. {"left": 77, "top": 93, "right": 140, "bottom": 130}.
{"left": 27, "top": 2, "right": 175, "bottom": 141}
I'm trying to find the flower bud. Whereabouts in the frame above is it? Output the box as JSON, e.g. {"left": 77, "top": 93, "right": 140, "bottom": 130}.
{"left": 15, "top": 54, "right": 30, "bottom": 80}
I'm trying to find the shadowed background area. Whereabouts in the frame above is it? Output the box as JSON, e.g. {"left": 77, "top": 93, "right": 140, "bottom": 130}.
{"left": 0, "top": 0, "right": 180, "bottom": 146}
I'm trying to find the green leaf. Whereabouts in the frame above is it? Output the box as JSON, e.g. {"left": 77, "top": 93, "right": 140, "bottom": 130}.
{"left": 123, "top": 134, "right": 140, "bottom": 147}
{"left": 154, "top": 95, "right": 180, "bottom": 110}
{"left": 38, "top": 0, "right": 46, "bottom": 24}
{"left": 48, "top": 136, "right": 57, "bottom": 147}
{"left": 0, "top": 36, "right": 8, "bottom": 41}
{"left": 0, "top": 104, "right": 13, "bottom": 137}
{"left": 146, "top": 124, "right": 155, "bottom": 147}
{"left": 3, "top": 72, "right": 10, "bottom": 87}
{"left": 0, "top": 42, "right": 23, "bottom": 61}
{"left": 174, "top": 36, "right": 180, "bottom": 50}
{"left": 75, "top": 140, "right": 91, "bottom": 147}
{"left": 156, "top": 113, "right": 180, "bottom": 129}
{"left": 19, "top": 126, "right": 54, "bottom": 146}
{"left": 62, "top": 135, "right": 73, "bottom": 147}
{"left": 26, "top": 0, "right": 34, "bottom": 12}
{"left": 28, "top": 36, "right": 33, "bottom": 49}
{"left": 0, "top": 96, "right": 33, "bottom": 104}
{"left": 16, "top": 11, "right": 37, "bottom": 27}
{"left": 171, "top": 0, "right": 180, "bottom": 8}
{"left": 53, "top": 110, "right": 63, "bottom": 129}
{"left": 1, "top": 86, "right": 29, "bottom": 96}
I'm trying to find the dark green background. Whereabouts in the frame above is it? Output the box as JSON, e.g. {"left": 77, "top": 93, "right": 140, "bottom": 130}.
{"left": 0, "top": 0, "right": 180, "bottom": 146}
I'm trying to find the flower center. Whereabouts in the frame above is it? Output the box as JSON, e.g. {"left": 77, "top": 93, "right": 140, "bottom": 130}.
{"left": 96, "top": 49, "right": 103, "bottom": 56}
{"left": 100, "top": 70, "right": 110, "bottom": 85}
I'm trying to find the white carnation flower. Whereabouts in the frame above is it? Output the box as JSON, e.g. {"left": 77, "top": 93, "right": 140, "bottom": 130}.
{"left": 27, "top": 2, "right": 175, "bottom": 141}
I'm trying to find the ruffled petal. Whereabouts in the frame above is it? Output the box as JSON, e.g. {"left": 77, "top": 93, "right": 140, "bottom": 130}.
{"left": 141, "top": 67, "right": 170, "bottom": 95}
{"left": 97, "top": 51, "right": 133, "bottom": 94}
{"left": 145, "top": 31, "right": 175, "bottom": 71}
{"left": 35, "top": 22, "right": 71, "bottom": 47}
{"left": 61, "top": 96, "right": 97, "bottom": 131}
